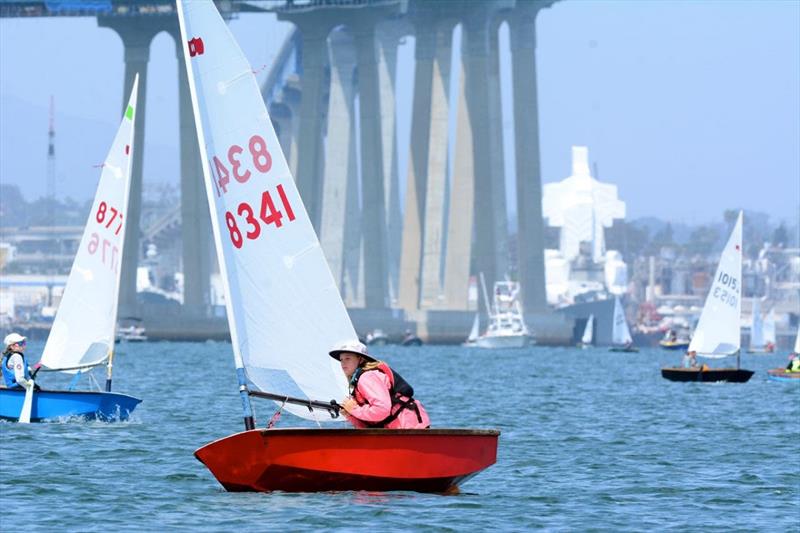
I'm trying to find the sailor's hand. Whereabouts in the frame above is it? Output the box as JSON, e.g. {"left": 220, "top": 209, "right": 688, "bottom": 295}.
{"left": 340, "top": 398, "right": 357, "bottom": 413}
{"left": 32, "top": 362, "right": 42, "bottom": 370}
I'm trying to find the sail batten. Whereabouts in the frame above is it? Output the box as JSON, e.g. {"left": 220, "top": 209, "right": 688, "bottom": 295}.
{"left": 40, "top": 77, "right": 139, "bottom": 373}
{"left": 176, "top": 1, "right": 351, "bottom": 419}
{"left": 688, "top": 212, "right": 743, "bottom": 358}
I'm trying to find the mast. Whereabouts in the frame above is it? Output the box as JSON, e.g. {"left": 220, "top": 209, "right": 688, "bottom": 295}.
{"left": 175, "top": 0, "right": 254, "bottom": 429}
{"left": 106, "top": 75, "right": 139, "bottom": 392}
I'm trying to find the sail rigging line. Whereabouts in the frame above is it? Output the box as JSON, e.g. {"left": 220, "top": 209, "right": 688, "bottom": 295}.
{"left": 176, "top": 0, "right": 255, "bottom": 430}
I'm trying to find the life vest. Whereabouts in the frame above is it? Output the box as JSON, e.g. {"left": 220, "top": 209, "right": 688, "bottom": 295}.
{"left": 2, "top": 352, "right": 29, "bottom": 388}
{"left": 349, "top": 362, "right": 422, "bottom": 428}
{"left": 790, "top": 358, "right": 800, "bottom": 373}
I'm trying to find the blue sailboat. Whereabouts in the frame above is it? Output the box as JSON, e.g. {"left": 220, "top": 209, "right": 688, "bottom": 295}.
{"left": 0, "top": 78, "right": 142, "bottom": 422}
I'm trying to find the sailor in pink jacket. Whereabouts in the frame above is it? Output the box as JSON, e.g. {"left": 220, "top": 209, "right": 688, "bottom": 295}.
{"left": 330, "top": 341, "right": 430, "bottom": 429}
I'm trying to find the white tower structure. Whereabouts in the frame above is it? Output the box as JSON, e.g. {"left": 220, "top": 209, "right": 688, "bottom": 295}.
{"left": 543, "top": 146, "right": 626, "bottom": 263}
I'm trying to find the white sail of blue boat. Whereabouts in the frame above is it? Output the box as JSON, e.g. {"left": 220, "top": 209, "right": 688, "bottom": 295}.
{"left": 0, "top": 78, "right": 143, "bottom": 422}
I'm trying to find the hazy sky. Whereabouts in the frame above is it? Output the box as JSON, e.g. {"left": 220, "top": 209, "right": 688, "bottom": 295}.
{"left": 1, "top": 0, "right": 798, "bottom": 226}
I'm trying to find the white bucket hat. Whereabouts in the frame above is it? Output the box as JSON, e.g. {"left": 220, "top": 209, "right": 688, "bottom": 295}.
{"left": 329, "top": 340, "right": 375, "bottom": 362}
{"left": 3, "top": 332, "right": 26, "bottom": 349}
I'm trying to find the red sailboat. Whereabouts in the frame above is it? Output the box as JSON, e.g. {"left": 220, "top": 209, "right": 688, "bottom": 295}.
{"left": 176, "top": 0, "right": 499, "bottom": 493}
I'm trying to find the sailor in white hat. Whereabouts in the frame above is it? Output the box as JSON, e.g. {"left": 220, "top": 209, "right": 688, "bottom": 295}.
{"left": 2, "top": 333, "right": 39, "bottom": 389}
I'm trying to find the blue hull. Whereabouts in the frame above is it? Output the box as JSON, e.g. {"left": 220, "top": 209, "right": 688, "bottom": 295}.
{"left": 767, "top": 372, "right": 800, "bottom": 383}
{"left": 0, "top": 389, "right": 141, "bottom": 422}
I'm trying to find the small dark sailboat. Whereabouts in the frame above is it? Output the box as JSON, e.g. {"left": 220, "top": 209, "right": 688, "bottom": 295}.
{"left": 662, "top": 212, "right": 752, "bottom": 383}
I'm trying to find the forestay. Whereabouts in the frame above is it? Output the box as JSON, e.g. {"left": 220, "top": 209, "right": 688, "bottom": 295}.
{"left": 177, "top": 1, "right": 351, "bottom": 419}
{"left": 688, "top": 211, "right": 743, "bottom": 357}
{"left": 40, "top": 77, "right": 138, "bottom": 372}
{"left": 611, "top": 298, "right": 632, "bottom": 346}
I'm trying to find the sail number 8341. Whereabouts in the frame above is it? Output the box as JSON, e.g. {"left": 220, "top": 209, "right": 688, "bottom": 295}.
{"left": 225, "top": 184, "right": 295, "bottom": 249}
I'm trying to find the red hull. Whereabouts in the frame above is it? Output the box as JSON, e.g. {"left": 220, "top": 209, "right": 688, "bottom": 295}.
{"left": 195, "top": 428, "right": 499, "bottom": 493}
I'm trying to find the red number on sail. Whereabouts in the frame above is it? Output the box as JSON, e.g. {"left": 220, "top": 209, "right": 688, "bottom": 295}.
{"left": 249, "top": 135, "right": 272, "bottom": 173}
{"left": 259, "top": 190, "right": 283, "bottom": 228}
{"left": 96, "top": 202, "right": 107, "bottom": 224}
{"left": 88, "top": 233, "right": 99, "bottom": 254}
{"left": 106, "top": 206, "right": 118, "bottom": 228}
{"left": 276, "top": 184, "right": 295, "bottom": 221}
{"left": 213, "top": 156, "right": 230, "bottom": 195}
{"left": 238, "top": 202, "right": 261, "bottom": 240}
{"left": 115, "top": 213, "right": 124, "bottom": 236}
{"left": 229, "top": 145, "right": 251, "bottom": 184}
{"left": 225, "top": 211, "right": 243, "bottom": 249}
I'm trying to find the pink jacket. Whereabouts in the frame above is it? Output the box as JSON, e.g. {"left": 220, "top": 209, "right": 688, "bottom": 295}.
{"left": 346, "top": 369, "right": 430, "bottom": 429}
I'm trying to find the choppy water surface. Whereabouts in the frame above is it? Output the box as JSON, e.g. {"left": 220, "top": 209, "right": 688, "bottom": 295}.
{"left": 2, "top": 341, "right": 798, "bottom": 531}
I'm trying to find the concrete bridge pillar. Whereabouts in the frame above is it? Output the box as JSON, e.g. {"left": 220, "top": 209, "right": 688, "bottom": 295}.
{"left": 353, "top": 11, "right": 390, "bottom": 309}
{"left": 97, "top": 18, "right": 165, "bottom": 317}
{"left": 319, "top": 28, "right": 357, "bottom": 296}
{"left": 442, "top": 24, "right": 475, "bottom": 310}
{"left": 510, "top": 3, "right": 550, "bottom": 313}
{"left": 281, "top": 13, "right": 332, "bottom": 232}
{"left": 488, "top": 18, "right": 509, "bottom": 283}
{"left": 418, "top": 22, "right": 453, "bottom": 309}
{"left": 397, "top": 20, "right": 436, "bottom": 312}
{"left": 375, "top": 19, "right": 407, "bottom": 305}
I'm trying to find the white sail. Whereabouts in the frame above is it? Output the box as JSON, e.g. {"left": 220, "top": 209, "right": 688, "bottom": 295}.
{"left": 749, "top": 298, "right": 764, "bottom": 350}
{"left": 467, "top": 314, "right": 480, "bottom": 343}
{"left": 40, "top": 77, "right": 139, "bottom": 372}
{"left": 581, "top": 315, "right": 594, "bottom": 345}
{"left": 688, "top": 211, "right": 743, "bottom": 357}
{"left": 793, "top": 324, "right": 800, "bottom": 354}
{"left": 762, "top": 308, "right": 776, "bottom": 347}
{"left": 176, "top": 1, "right": 351, "bottom": 419}
{"left": 611, "top": 297, "right": 632, "bottom": 345}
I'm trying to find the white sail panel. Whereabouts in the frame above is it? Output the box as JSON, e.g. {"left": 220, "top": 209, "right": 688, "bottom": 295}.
{"left": 40, "top": 77, "right": 139, "bottom": 372}
{"left": 611, "top": 297, "right": 632, "bottom": 345}
{"left": 582, "top": 315, "right": 594, "bottom": 345}
{"left": 749, "top": 299, "right": 764, "bottom": 350}
{"left": 689, "top": 212, "right": 743, "bottom": 356}
{"left": 177, "top": 1, "right": 351, "bottom": 419}
{"left": 467, "top": 314, "right": 479, "bottom": 343}
{"left": 762, "top": 308, "right": 776, "bottom": 347}
{"left": 794, "top": 325, "right": 800, "bottom": 354}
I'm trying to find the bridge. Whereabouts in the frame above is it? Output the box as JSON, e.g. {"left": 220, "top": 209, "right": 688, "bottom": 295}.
{"left": 1, "top": 0, "right": 569, "bottom": 342}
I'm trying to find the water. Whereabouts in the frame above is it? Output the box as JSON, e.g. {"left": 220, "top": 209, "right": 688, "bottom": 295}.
{"left": 2, "top": 342, "right": 798, "bottom": 531}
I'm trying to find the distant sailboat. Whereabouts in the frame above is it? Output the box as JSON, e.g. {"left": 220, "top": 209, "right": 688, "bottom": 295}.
{"left": 747, "top": 300, "right": 775, "bottom": 353}
{"left": 463, "top": 314, "right": 480, "bottom": 347}
{"left": 176, "top": 0, "right": 498, "bottom": 493}
{"left": 609, "top": 297, "right": 638, "bottom": 352}
{"left": 578, "top": 314, "right": 594, "bottom": 349}
{"left": 0, "top": 78, "right": 143, "bottom": 421}
{"left": 767, "top": 324, "right": 800, "bottom": 382}
{"left": 661, "top": 212, "right": 753, "bottom": 383}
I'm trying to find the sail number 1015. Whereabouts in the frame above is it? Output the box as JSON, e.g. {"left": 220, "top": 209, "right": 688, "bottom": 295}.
{"left": 713, "top": 270, "right": 738, "bottom": 308}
